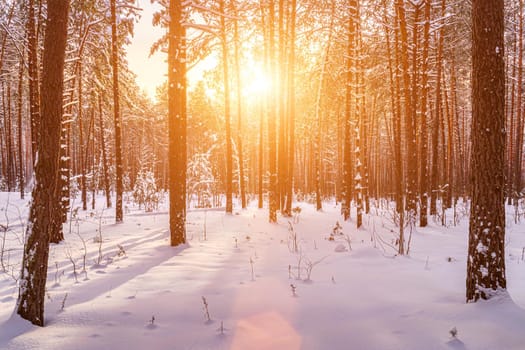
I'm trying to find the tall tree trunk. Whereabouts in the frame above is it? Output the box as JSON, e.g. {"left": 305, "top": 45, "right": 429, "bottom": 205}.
{"left": 419, "top": 0, "right": 431, "bottom": 227}
{"left": 168, "top": 0, "right": 187, "bottom": 246}
{"left": 231, "top": 0, "right": 246, "bottom": 209}
{"left": 507, "top": 20, "right": 518, "bottom": 204}
{"left": 514, "top": 0, "right": 524, "bottom": 204}
{"left": 5, "top": 83, "right": 13, "bottom": 192}
{"left": 18, "top": 60, "right": 24, "bottom": 198}
{"left": 258, "top": 97, "right": 264, "bottom": 209}
{"left": 354, "top": 1, "right": 363, "bottom": 228}
{"left": 392, "top": 3, "right": 406, "bottom": 254}
{"left": 431, "top": 0, "right": 446, "bottom": 216}
{"left": 342, "top": 0, "right": 357, "bottom": 221}
{"left": 26, "top": 0, "right": 39, "bottom": 165}
{"left": 278, "top": 0, "right": 288, "bottom": 214}
{"left": 383, "top": 0, "right": 401, "bottom": 216}
{"left": 314, "top": 0, "right": 336, "bottom": 212}
{"left": 396, "top": 0, "right": 416, "bottom": 216}
{"left": 111, "top": 0, "right": 123, "bottom": 223}
{"left": 17, "top": 0, "right": 70, "bottom": 326}
{"left": 79, "top": 62, "right": 87, "bottom": 210}
{"left": 98, "top": 94, "right": 111, "bottom": 208}
{"left": 219, "top": 0, "right": 233, "bottom": 214}
{"left": 467, "top": 0, "right": 506, "bottom": 302}
{"left": 285, "top": 0, "right": 296, "bottom": 216}
{"left": 268, "top": 0, "right": 278, "bottom": 222}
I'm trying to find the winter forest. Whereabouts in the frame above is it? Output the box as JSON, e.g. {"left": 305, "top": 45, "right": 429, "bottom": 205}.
{"left": 0, "top": 0, "right": 524, "bottom": 349}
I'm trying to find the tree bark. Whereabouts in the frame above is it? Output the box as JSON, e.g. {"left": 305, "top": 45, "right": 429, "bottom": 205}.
{"left": 98, "top": 93, "right": 112, "bottom": 208}
{"left": 268, "top": 0, "right": 278, "bottom": 222}
{"left": 231, "top": 0, "right": 246, "bottom": 210}
{"left": 466, "top": 0, "right": 506, "bottom": 302}
{"left": 419, "top": 0, "right": 431, "bottom": 227}
{"left": 168, "top": 0, "right": 187, "bottom": 246}
{"left": 111, "top": 0, "right": 124, "bottom": 223}
{"left": 285, "top": 0, "right": 296, "bottom": 216}
{"left": 219, "top": 0, "right": 233, "bottom": 214}
{"left": 342, "top": 0, "right": 357, "bottom": 221}
{"left": 17, "top": 0, "right": 70, "bottom": 326}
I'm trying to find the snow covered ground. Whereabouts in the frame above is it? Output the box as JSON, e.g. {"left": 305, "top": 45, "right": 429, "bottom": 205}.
{"left": 1, "top": 192, "right": 525, "bottom": 350}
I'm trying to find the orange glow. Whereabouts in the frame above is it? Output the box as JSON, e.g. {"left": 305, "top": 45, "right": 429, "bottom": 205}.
{"left": 231, "top": 311, "right": 302, "bottom": 350}
{"left": 243, "top": 62, "right": 272, "bottom": 98}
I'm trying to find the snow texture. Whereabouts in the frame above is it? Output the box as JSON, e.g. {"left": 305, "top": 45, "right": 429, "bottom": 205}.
{"left": 1, "top": 192, "right": 525, "bottom": 349}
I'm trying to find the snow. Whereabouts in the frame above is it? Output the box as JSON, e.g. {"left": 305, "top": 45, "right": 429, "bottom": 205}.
{"left": 1, "top": 192, "right": 525, "bottom": 349}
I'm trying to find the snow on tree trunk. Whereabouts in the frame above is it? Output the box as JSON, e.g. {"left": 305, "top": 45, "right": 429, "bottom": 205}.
{"left": 466, "top": 0, "right": 506, "bottom": 302}
{"left": 17, "top": 0, "right": 70, "bottom": 326}
{"left": 111, "top": 0, "right": 124, "bottom": 224}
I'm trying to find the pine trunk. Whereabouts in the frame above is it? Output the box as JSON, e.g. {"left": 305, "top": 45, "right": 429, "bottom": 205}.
{"left": 111, "top": 0, "right": 123, "bottom": 223}
{"left": 467, "top": 0, "right": 506, "bottom": 302}
{"left": 168, "top": 0, "right": 187, "bottom": 246}
{"left": 17, "top": 0, "right": 70, "bottom": 326}
{"left": 419, "top": 0, "right": 431, "bottom": 227}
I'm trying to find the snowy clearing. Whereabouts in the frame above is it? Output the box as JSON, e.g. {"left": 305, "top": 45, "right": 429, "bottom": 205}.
{"left": 1, "top": 192, "right": 525, "bottom": 350}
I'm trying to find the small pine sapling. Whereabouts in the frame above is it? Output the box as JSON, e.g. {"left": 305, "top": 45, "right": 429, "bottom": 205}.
{"left": 449, "top": 327, "right": 458, "bottom": 338}
{"left": 0, "top": 223, "right": 7, "bottom": 272}
{"left": 217, "top": 321, "right": 227, "bottom": 335}
{"left": 250, "top": 257, "right": 255, "bottom": 281}
{"left": 288, "top": 221, "right": 299, "bottom": 253}
{"left": 303, "top": 255, "right": 327, "bottom": 282}
{"left": 94, "top": 208, "right": 105, "bottom": 266}
{"left": 202, "top": 296, "right": 211, "bottom": 323}
{"left": 333, "top": 221, "right": 343, "bottom": 235}
{"left": 65, "top": 247, "right": 79, "bottom": 283}
{"left": 344, "top": 234, "right": 352, "bottom": 251}
{"left": 60, "top": 293, "right": 68, "bottom": 311}
{"left": 292, "top": 206, "right": 302, "bottom": 223}
{"left": 54, "top": 262, "right": 64, "bottom": 285}
{"left": 146, "top": 315, "right": 157, "bottom": 329}
{"left": 290, "top": 284, "right": 297, "bottom": 297}
{"left": 116, "top": 244, "right": 126, "bottom": 257}
{"left": 203, "top": 210, "right": 207, "bottom": 241}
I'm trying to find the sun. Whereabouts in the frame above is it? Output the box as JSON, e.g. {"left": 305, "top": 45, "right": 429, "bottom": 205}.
{"left": 243, "top": 61, "right": 272, "bottom": 98}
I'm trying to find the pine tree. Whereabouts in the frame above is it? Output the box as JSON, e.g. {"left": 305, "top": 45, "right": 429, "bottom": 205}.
{"left": 111, "top": 0, "right": 124, "bottom": 223}
{"left": 466, "top": 0, "right": 506, "bottom": 302}
{"left": 168, "top": 0, "right": 187, "bottom": 246}
{"left": 17, "top": 0, "right": 70, "bottom": 326}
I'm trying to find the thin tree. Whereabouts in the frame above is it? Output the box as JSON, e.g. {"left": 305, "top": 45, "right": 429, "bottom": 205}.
{"left": 285, "top": 0, "right": 296, "bottom": 216}
{"left": 98, "top": 93, "right": 112, "bottom": 208}
{"left": 513, "top": 0, "right": 524, "bottom": 207}
{"left": 277, "top": 0, "right": 288, "bottom": 215}
{"left": 268, "top": 0, "right": 278, "bottom": 223}
{"left": 17, "top": 0, "right": 70, "bottom": 326}
{"left": 431, "top": 0, "right": 446, "bottom": 216}
{"left": 219, "top": 0, "right": 233, "bottom": 214}
{"left": 418, "top": 0, "right": 431, "bottom": 227}
{"left": 466, "top": 0, "right": 506, "bottom": 302}
{"left": 17, "top": 59, "right": 23, "bottom": 198}
{"left": 111, "top": 0, "right": 124, "bottom": 223}
{"left": 342, "top": 0, "right": 358, "bottom": 221}
{"left": 231, "top": 0, "right": 247, "bottom": 209}
{"left": 27, "top": 0, "right": 40, "bottom": 164}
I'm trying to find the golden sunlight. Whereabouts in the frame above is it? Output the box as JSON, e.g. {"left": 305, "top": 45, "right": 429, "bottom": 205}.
{"left": 243, "top": 61, "right": 272, "bottom": 98}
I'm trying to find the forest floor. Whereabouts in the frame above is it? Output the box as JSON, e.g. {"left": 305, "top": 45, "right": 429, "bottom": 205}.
{"left": 1, "top": 192, "right": 525, "bottom": 349}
